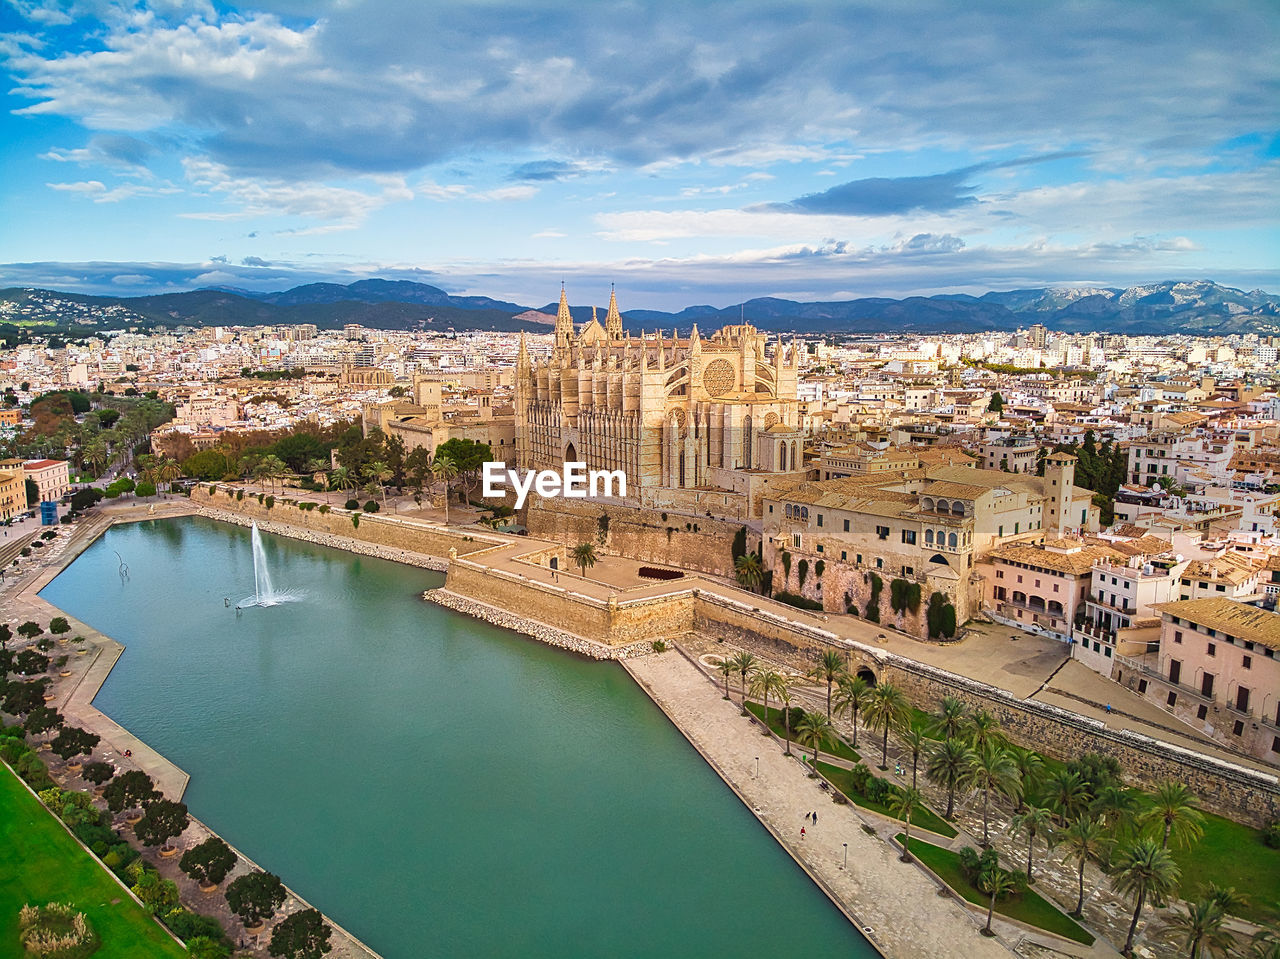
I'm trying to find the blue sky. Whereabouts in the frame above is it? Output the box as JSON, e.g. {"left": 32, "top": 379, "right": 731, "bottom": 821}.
{"left": 1, "top": 0, "right": 1277, "bottom": 310}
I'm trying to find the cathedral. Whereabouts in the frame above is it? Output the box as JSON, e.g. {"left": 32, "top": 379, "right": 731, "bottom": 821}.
{"left": 514, "top": 287, "right": 801, "bottom": 497}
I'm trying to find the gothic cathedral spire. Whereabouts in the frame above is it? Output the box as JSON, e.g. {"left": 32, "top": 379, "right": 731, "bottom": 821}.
{"left": 604, "top": 283, "right": 623, "bottom": 340}
{"left": 554, "top": 283, "right": 574, "bottom": 352}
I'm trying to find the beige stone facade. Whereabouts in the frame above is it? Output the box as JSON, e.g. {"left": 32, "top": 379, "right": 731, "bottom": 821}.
{"left": 514, "top": 287, "right": 801, "bottom": 499}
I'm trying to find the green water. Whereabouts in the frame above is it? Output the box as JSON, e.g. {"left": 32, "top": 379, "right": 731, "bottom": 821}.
{"left": 41, "top": 517, "right": 871, "bottom": 958}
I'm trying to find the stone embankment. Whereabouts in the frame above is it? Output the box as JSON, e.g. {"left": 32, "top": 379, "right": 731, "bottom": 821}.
{"left": 197, "top": 507, "right": 448, "bottom": 571}
{"left": 425, "top": 588, "right": 657, "bottom": 660}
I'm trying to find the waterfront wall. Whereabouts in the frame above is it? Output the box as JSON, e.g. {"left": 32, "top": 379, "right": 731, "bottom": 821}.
{"left": 192, "top": 486, "right": 501, "bottom": 559}
{"left": 523, "top": 496, "right": 750, "bottom": 577}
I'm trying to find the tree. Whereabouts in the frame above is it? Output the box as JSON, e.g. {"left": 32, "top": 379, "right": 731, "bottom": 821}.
{"left": 48, "top": 617, "right": 71, "bottom": 636}
{"left": 81, "top": 761, "right": 115, "bottom": 787}
{"left": 927, "top": 738, "right": 976, "bottom": 820}
{"left": 50, "top": 726, "right": 99, "bottom": 763}
{"left": 1010, "top": 805, "right": 1055, "bottom": 883}
{"left": 103, "top": 769, "right": 159, "bottom": 814}
{"left": 979, "top": 865, "right": 1017, "bottom": 936}
{"left": 269, "top": 908, "right": 333, "bottom": 959}
{"left": 18, "top": 621, "right": 43, "bottom": 640}
{"left": 15, "top": 649, "right": 50, "bottom": 675}
{"left": 226, "top": 871, "right": 287, "bottom": 928}
{"left": 966, "top": 709, "right": 1003, "bottom": 750}
{"left": 900, "top": 724, "right": 927, "bottom": 790}
{"left": 833, "top": 674, "right": 871, "bottom": 748}
{"left": 749, "top": 668, "right": 784, "bottom": 731}
{"left": 431, "top": 455, "right": 458, "bottom": 523}
{"left": 988, "top": 391, "right": 1004, "bottom": 414}
{"left": 890, "top": 786, "right": 925, "bottom": 861}
{"left": 796, "top": 711, "right": 833, "bottom": 769}
{"left": 1111, "top": 838, "right": 1181, "bottom": 957}
{"left": 930, "top": 696, "right": 969, "bottom": 743}
{"left": 965, "top": 742, "right": 1021, "bottom": 846}
{"left": 570, "top": 542, "right": 597, "bottom": 578}
{"left": 433, "top": 438, "right": 491, "bottom": 506}
{"left": 3, "top": 679, "right": 48, "bottom": 716}
{"left": 330, "top": 466, "right": 354, "bottom": 501}
{"left": 715, "top": 658, "right": 734, "bottom": 700}
{"left": 24, "top": 705, "right": 63, "bottom": 740}
{"left": 1141, "top": 780, "right": 1205, "bottom": 850}
{"left": 729, "top": 651, "right": 758, "bottom": 715}
{"left": 1043, "top": 769, "right": 1091, "bottom": 825}
{"left": 365, "top": 459, "right": 392, "bottom": 507}
{"left": 1165, "top": 896, "right": 1235, "bottom": 959}
{"left": 1061, "top": 814, "right": 1110, "bottom": 917}
{"left": 181, "top": 836, "right": 237, "bottom": 888}
{"left": 1091, "top": 785, "right": 1142, "bottom": 841}
{"left": 777, "top": 679, "right": 796, "bottom": 756}
{"left": 187, "top": 937, "right": 232, "bottom": 959}
{"left": 182, "top": 449, "right": 229, "bottom": 481}
{"left": 864, "top": 681, "right": 910, "bottom": 769}
{"left": 734, "top": 553, "right": 763, "bottom": 593}
{"left": 807, "top": 649, "right": 846, "bottom": 719}
{"left": 134, "top": 798, "right": 189, "bottom": 850}
{"left": 1009, "top": 746, "right": 1045, "bottom": 813}
{"left": 132, "top": 869, "right": 180, "bottom": 914}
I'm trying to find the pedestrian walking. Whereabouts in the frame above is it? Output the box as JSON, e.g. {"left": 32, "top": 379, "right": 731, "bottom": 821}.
{"left": 812, "top": 811, "right": 818, "bottom": 825}
{"left": 800, "top": 826, "right": 806, "bottom": 840}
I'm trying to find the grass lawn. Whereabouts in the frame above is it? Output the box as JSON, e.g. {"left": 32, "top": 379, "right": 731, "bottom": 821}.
{"left": 745, "top": 701, "right": 861, "bottom": 763}
{"left": 0, "top": 762, "right": 188, "bottom": 958}
{"left": 1168, "top": 810, "right": 1280, "bottom": 926}
{"left": 818, "top": 761, "right": 958, "bottom": 838}
{"left": 898, "top": 834, "right": 1095, "bottom": 946}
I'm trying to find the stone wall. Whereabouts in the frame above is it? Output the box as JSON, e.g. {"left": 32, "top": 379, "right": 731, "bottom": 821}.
{"left": 192, "top": 486, "right": 499, "bottom": 558}
{"left": 523, "top": 496, "right": 754, "bottom": 577}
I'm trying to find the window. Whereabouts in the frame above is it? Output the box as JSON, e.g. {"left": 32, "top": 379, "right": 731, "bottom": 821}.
{"left": 856, "top": 554, "right": 862, "bottom": 565}
{"left": 843, "top": 519, "right": 849, "bottom": 532}
{"left": 791, "top": 533, "right": 801, "bottom": 549}
{"left": 875, "top": 557, "right": 883, "bottom": 569}
{"left": 902, "top": 530, "right": 916, "bottom": 545}
{"left": 1104, "top": 646, "right": 1112, "bottom": 658}
{"left": 1167, "top": 691, "right": 1177, "bottom": 708}
{"left": 1053, "top": 584, "right": 1059, "bottom": 592}
{"left": 996, "top": 569, "right": 1003, "bottom": 579}
{"left": 1232, "top": 720, "right": 1244, "bottom": 737}
{"left": 1138, "top": 679, "right": 1148, "bottom": 694}
{"left": 1196, "top": 704, "right": 1208, "bottom": 721}
{"left": 816, "top": 544, "right": 824, "bottom": 553}
{"left": 903, "top": 566, "right": 914, "bottom": 577}
{"left": 1243, "top": 655, "right": 1252, "bottom": 669}
{"left": 998, "top": 525, "right": 1004, "bottom": 537}
{"left": 840, "top": 551, "right": 847, "bottom": 562}
{"left": 817, "top": 514, "right": 823, "bottom": 528}
{"left": 876, "top": 525, "right": 890, "bottom": 540}
{"left": 1173, "top": 630, "right": 1182, "bottom": 644}
{"left": 768, "top": 505, "right": 773, "bottom": 514}
{"left": 1207, "top": 642, "right": 1216, "bottom": 657}
{"left": 1216, "top": 583, "right": 1225, "bottom": 592}
{"left": 1273, "top": 736, "right": 1280, "bottom": 754}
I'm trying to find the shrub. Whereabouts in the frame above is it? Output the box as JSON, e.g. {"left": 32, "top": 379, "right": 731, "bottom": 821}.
{"left": 814, "top": 559, "right": 825, "bottom": 578}
{"left": 865, "top": 600, "right": 880, "bottom": 623}
{"left": 163, "top": 908, "right": 228, "bottom": 945}
{"left": 797, "top": 558, "right": 809, "bottom": 590}
{"left": 651, "top": 640, "right": 668, "bottom": 653}
{"left": 49, "top": 616, "right": 70, "bottom": 634}
{"left": 18, "top": 902, "right": 99, "bottom": 959}
{"left": 236, "top": 490, "right": 244, "bottom": 501}
{"left": 890, "top": 578, "right": 908, "bottom": 614}
{"left": 318, "top": 504, "right": 330, "bottom": 514}
{"left": 257, "top": 493, "right": 265, "bottom": 504}
{"left": 773, "top": 590, "right": 823, "bottom": 611}
{"left": 344, "top": 498, "right": 360, "bottom": 511}
{"left": 731, "top": 526, "right": 748, "bottom": 561}
{"left": 135, "top": 481, "right": 157, "bottom": 498}
{"left": 41, "top": 530, "right": 58, "bottom": 542}
{"left": 1263, "top": 820, "right": 1280, "bottom": 849}
{"left": 868, "top": 572, "right": 883, "bottom": 601}
{"left": 906, "top": 582, "right": 922, "bottom": 613}
{"left": 264, "top": 495, "right": 275, "bottom": 510}
{"left": 781, "top": 550, "right": 792, "bottom": 582}
{"left": 351, "top": 513, "right": 359, "bottom": 529}
{"left": 363, "top": 500, "right": 379, "bottom": 512}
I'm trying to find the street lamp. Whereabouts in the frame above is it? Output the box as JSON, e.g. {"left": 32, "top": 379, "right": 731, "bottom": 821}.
{"left": 754, "top": 756, "right": 759, "bottom": 778}
{"left": 842, "top": 843, "right": 848, "bottom": 869}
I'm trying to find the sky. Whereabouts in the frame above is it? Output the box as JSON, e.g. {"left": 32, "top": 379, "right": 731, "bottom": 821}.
{"left": 0, "top": 0, "right": 1277, "bottom": 311}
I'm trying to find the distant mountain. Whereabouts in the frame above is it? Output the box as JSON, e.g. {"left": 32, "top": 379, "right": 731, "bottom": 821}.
{"left": 0, "top": 278, "right": 1275, "bottom": 337}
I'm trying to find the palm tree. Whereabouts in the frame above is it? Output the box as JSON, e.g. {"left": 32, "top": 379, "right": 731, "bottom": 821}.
{"left": 1010, "top": 805, "right": 1055, "bottom": 883}
{"left": 807, "top": 649, "right": 846, "bottom": 718}
{"left": 777, "top": 678, "right": 796, "bottom": 756}
{"left": 979, "top": 865, "right": 1017, "bottom": 937}
{"left": 965, "top": 742, "right": 1021, "bottom": 846}
{"left": 365, "top": 459, "right": 392, "bottom": 507}
{"left": 1141, "top": 780, "right": 1205, "bottom": 850}
{"left": 1042, "top": 769, "right": 1091, "bottom": 825}
{"left": 570, "top": 542, "right": 598, "bottom": 579}
{"left": 864, "top": 682, "right": 911, "bottom": 770}
{"left": 84, "top": 438, "right": 110, "bottom": 477}
{"left": 796, "top": 711, "right": 832, "bottom": 770}
{"left": 734, "top": 553, "right": 763, "bottom": 593}
{"left": 931, "top": 695, "right": 969, "bottom": 744}
{"left": 254, "top": 454, "right": 288, "bottom": 494}
{"left": 889, "top": 787, "right": 924, "bottom": 861}
{"left": 1165, "top": 896, "right": 1235, "bottom": 959}
{"left": 1061, "top": 814, "right": 1110, "bottom": 918}
{"left": 431, "top": 454, "right": 458, "bottom": 523}
{"left": 1247, "top": 929, "right": 1280, "bottom": 959}
{"left": 1009, "top": 746, "right": 1044, "bottom": 813}
{"left": 749, "top": 667, "right": 785, "bottom": 732}
{"left": 156, "top": 457, "right": 180, "bottom": 492}
{"left": 1091, "top": 784, "right": 1142, "bottom": 841}
{"left": 1203, "top": 882, "right": 1248, "bottom": 918}
{"left": 966, "top": 710, "right": 1003, "bottom": 750}
{"left": 1110, "top": 838, "right": 1181, "bottom": 957}
{"left": 926, "top": 738, "right": 975, "bottom": 819}
{"left": 729, "top": 651, "right": 758, "bottom": 715}
{"left": 715, "top": 658, "right": 734, "bottom": 700}
{"left": 833, "top": 674, "right": 871, "bottom": 748}
{"left": 331, "top": 466, "right": 354, "bottom": 502}
{"left": 900, "top": 724, "right": 927, "bottom": 790}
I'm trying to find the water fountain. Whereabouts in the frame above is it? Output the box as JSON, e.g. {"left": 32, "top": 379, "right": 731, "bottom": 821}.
{"left": 237, "top": 521, "right": 295, "bottom": 608}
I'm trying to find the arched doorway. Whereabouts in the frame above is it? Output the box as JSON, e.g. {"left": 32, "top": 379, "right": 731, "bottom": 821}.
{"left": 856, "top": 666, "right": 877, "bottom": 687}
{"left": 565, "top": 441, "right": 577, "bottom": 462}
{"left": 549, "top": 557, "right": 558, "bottom": 570}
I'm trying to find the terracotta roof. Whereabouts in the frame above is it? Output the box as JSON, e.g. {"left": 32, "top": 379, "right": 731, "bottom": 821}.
{"left": 992, "top": 542, "right": 1121, "bottom": 575}
{"left": 1153, "top": 598, "right": 1280, "bottom": 649}
{"left": 923, "top": 480, "right": 989, "bottom": 500}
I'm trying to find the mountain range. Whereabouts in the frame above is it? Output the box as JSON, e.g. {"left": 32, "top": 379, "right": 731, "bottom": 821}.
{"left": 1, "top": 278, "right": 1277, "bottom": 337}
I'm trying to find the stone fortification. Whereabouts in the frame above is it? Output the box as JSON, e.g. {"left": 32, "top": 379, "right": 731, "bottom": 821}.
{"left": 523, "top": 495, "right": 752, "bottom": 577}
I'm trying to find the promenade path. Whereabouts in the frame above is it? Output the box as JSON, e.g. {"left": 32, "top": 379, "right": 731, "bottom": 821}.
{"left": 625, "top": 649, "right": 1024, "bottom": 959}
